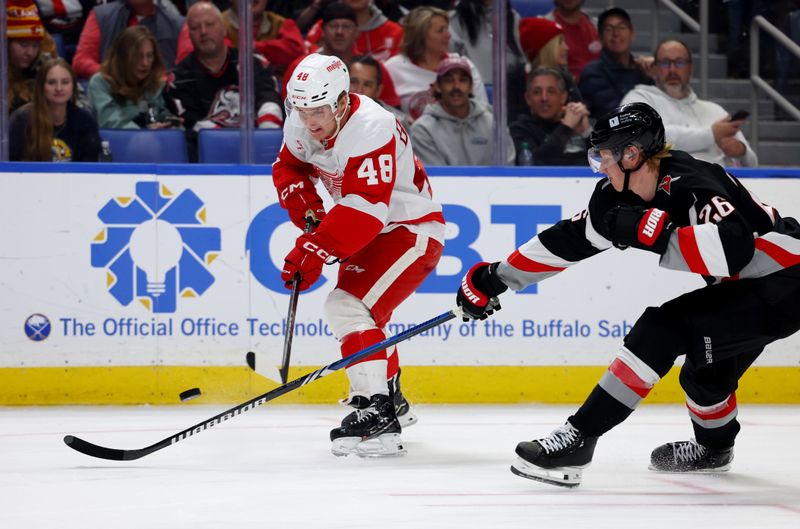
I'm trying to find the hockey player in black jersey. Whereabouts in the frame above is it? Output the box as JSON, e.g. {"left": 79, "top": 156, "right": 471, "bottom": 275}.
{"left": 457, "top": 102, "right": 800, "bottom": 488}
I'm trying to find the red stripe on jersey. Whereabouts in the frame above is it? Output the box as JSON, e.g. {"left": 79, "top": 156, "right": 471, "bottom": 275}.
{"left": 389, "top": 211, "right": 445, "bottom": 226}
{"left": 52, "top": 0, "right": 68, "bottom": 17}
{"left": 257, "top": 114, "right": 282, "bottom": 127}
{"left": 608, "top": 358, "right": 652, "bottom": 398}
{"left": 686, "top": 393, "right": 737, "bottom": 420}
{"left": 507, "top": 249, "right": 565, "bottom": 273}
{"left": 677, "top": 227, "right": 710, "bottom": 275}
{"left": 755, "top": 237, "right": 800, "bottom": 268}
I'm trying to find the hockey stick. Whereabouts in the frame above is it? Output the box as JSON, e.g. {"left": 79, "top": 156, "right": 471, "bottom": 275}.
{"left": 279, "top": 218, "right": 315, "bottom": 384}
{"left": 63, "top": 309, "right": 459, "bottom": 461}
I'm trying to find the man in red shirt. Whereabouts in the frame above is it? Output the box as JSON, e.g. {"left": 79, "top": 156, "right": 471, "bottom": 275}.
{"left": 545, "top": 0, "right": 601, "bottom": 82}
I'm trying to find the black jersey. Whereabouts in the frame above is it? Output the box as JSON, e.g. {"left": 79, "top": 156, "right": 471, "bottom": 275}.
{"left": 497, "top": 150, "right": 800, "bottom": 289}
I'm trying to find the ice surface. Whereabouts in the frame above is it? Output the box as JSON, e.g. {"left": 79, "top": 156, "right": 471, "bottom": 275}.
{"left": 1, "top": 404, "right": 798, "bottom": 529}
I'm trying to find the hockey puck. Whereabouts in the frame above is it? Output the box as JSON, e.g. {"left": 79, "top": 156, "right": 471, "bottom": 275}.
{"left": 179, "top": 387, "right": 202, "bottom": 402}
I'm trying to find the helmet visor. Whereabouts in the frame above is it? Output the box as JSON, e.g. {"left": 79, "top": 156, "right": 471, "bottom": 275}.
{"left": 587, "top": 147, "right": 622, "bottom": 174}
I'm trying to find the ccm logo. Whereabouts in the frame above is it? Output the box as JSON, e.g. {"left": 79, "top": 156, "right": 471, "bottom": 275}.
{"left": 641, "top": 209, "right": 665, "bottom": 238}
{"left": 302, "top": 240, "right": 332, "bottom": 261}
{"left": 460, "top": 276, "right": 481, "bottom": 304}
{"left": 345, "top": 264, "right": 365, "bottom": 273}
{"left": 280, "top": 181, "right": 304, "bottom": 200}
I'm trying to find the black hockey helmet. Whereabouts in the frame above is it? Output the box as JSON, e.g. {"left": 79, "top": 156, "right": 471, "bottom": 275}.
{"left": 588, "top": 102, "right": 666, "bottom": 173}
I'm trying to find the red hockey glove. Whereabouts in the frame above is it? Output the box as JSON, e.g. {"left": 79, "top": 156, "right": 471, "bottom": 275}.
{"left": 604, "top": 205, "right": 673, "bottom": 254}
{"left": 278, "top": 179, "right": 326, "bottom": 230}
{"left": 281, "top": 234, "right": 333, "bottom": 291}
{"left": 456, "top": 262, "right": 509, "bottom": 322}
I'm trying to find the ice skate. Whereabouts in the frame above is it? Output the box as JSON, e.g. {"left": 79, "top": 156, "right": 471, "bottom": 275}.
{"left": 389, "top": 369, "right": 418, "bottom": 428}
{"left": 330, "top": 394, "right": 406, "bottom": 458}
{"left": 649, "top": 438, "right": 733, "bottom": 472}
{"left": 510, "top": 421, "right": 598, "bottom": 488}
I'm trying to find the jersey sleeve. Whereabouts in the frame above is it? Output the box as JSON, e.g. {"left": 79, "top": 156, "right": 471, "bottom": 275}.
{"left": 659, "top": 182, "right": 757, "bottom": 278}
{"left": 496, "top": 181, "right": 613, "bottom": 291}
{"left": 272, "top": 143, "right": 317, "bottom": 207}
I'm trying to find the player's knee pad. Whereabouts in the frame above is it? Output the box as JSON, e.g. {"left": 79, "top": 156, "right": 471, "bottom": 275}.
{"left": 623, "top": 306, "right": 687, "bottom": 377}
{"left": 324, "top": 288, "right": 376, "bottom": 339}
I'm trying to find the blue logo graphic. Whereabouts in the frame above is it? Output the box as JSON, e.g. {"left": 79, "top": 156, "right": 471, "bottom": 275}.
{"left": 91, "top": 182, "right": 221, "bottom": 313}
{"left": 25, "top": 314, "right": 51, "bottom": 341}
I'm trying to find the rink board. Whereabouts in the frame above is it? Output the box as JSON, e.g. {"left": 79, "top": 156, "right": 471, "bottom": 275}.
{"left": 1, "top": 163, "right": 800, "bottom": 404}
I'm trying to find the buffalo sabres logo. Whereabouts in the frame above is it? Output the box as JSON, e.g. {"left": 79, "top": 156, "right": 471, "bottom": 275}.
{"left": 658, "top": 175, "right": 681, "bottom": 195}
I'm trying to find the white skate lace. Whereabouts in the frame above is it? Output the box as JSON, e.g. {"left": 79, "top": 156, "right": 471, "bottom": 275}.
{"left": 352, "top": 406, "right": 378, "bottom": 424}
{"left": 538, "top": 423, "right": 580, "bottom": 453}
{"left": 673, "top": 439, "right": 707, "bottom": 462}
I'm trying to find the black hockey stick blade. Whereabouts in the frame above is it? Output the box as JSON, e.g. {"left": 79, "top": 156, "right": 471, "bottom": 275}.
{"left": 63, "top": 309, "right": 459, "bottom": 461}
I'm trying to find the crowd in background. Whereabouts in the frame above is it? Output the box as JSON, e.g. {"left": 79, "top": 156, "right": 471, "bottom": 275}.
{"left": 3, "top": 0, "right": 799, "bottom": 165}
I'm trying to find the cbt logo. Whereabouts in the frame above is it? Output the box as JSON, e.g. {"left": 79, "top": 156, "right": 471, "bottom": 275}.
{"left": 91, "top": 182, "right": 221, "bottom": 313}
{"left": 246, "top": 203, "right": 561, "bottom": 294}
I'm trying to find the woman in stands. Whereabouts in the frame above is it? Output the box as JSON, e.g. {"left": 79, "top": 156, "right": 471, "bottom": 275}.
{"left": 519, "top": 17, "right": 582, "bottom": 103}
{"left": 88, "top": 26, "right": 179, "bottom": 130}
{"left": 384, "top": 5, "right": 487, "bottom": 122}
{"left": 9, "top": 58, "right": 101, "bottom": 161}
{"left": 6, "top": 0, "right": 59, "bottom": 114}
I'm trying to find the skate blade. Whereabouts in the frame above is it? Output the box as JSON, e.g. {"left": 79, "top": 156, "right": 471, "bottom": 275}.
{"left": 331, "top": 437, "right": 361, "bottom": 457}
{"left": 647, "top": 462, "right": 732, "bottom": 473}
{"left": 397, "top": 409, "right": 418, "bottom": 428}
{"left": 356, "top": 433, "right": 407, "bottom": 458}
{"left": 510, "top": 457, "right": 583, "bottom": 488}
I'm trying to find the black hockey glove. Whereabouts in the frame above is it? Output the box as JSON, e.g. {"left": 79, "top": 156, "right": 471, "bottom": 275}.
{"left": 456, "top": 261, "right": 509, "bottom": 322}
{"left": 604, "top": 205, "right": 673, "bottom": 254}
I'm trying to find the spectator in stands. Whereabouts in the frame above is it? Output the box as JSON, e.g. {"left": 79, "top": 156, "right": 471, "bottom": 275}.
{"left": 622, "top": 39, "right": 758, "bottom": 167}
{"left": 305, "top": 0, "right": 404, "bottom": 62}
{"left": 509, "top": 67, "right": 590, "bottom": 166}
{"left": 88, "top": 26, "right": 179, "bottom": 129}
{"left": 349, "top": 54, "right": 409, "bottom": 128}
{"left": 544, "top": 0, "right": 601, "bottom": 82}
{"left": 578, "top": 7, "right": 654, "bottom": 119}
{"left": 519, "top": 17, "right": 582, "bottom": 103}
{"left": 291, "top": 0, "right": 338, "bottom": 33}
{"left": 219, "top": 0, "right": 304, "bottom": 76}
{"left": 9, "top": 58, "right": 101, "bottom": 161}
{"left": 72, "top": 0, "right": 184, "bottom": 81}
{"left": 163, "top": 1, "right": 282, "bottom": 161}
{"left": 385, "top": 6, "right": 488, "bottom": 122}
{"left": 6, "top": 0, "right": 59, "bottom": 114}
{"left": 34, "top": 0, "right": 88, "bottom": 62}
{"left": 410, "top": 55, "right": 513, "bottom": 166}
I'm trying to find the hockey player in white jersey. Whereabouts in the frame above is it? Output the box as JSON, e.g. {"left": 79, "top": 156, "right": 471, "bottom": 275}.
{"left": 457, "top": 102, "right": 800, "bottom": 486}
{"left": 273, "top": 53, "right": 445, "bottom": 457}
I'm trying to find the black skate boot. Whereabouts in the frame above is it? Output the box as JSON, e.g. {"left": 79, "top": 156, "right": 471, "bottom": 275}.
{"left": 330, "top": 394, "right": 405, "bottom": 458}
{"left": 388, "top": 369, "right": 418, "bottom": 428}
{"left": 510, "top": 421, "right": 598, "bottom": 488}
{"left": 649, "top": 438, "right": 733, "bottom": 472}
{"left": 339, "top": 394, "right": 370, "bottom": 427}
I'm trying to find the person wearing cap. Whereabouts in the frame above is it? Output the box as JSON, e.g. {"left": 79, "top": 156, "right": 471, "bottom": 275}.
{"left": 384, "top": 6, "right": 487, "bottom": 122}
{"left": 509, "top": 66, "right": 590, "bottom": 166}
{"left": 578, "top": 7, "right": 654, "bottom": 119}
{"left": 6, "top": 0, "right": 59, "bottom": 114}
{"left": 410, "top": 55, "right": 514, "bottom": 166}
{"left": 281, "top": 3, "right": 402, "bottom": 109}
{"left": 349, "top": 54, "right": 410, "bottom": 129}
{"left": 304, "top": 0, "right": 404, "bottom": 62}
{"left": 519, "top": 17, "right": 582, "bottom": 104}
{"left": 543, "top": 0, "right": 601, "bottom": 82}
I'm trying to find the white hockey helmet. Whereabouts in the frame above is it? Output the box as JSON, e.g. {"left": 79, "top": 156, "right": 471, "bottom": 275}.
{"left": 286, "top": 53, "right": 350, "bottom": 113}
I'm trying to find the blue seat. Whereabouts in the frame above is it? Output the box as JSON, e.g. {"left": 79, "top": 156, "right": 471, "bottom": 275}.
{"left": 511, "top": 0, "right": 553, "bottom": 18}
{"left": 197, "top": 129, "right": 284, "bottom": 164}
{"left": 99, "top": 129, "right": 188, "bottom": 163}
{"left": 485, "top": 84, "right": 493, "bottom": 104}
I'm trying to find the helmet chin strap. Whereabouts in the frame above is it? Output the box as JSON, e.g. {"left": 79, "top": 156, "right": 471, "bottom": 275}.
{"left": 322, "top": 99, "right": 350, "bottom": 145}
{"left": 617, "top": 156, "right": 646, "bottom": 193}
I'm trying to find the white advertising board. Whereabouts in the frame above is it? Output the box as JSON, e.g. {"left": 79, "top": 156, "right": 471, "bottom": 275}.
{"left": 2, "top": 171, "right": 799, "bottom": 368}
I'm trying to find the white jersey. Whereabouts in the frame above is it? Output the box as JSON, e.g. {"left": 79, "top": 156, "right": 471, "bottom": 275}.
{"left": 276, "top": 93, "right": 445, "bottom": 247}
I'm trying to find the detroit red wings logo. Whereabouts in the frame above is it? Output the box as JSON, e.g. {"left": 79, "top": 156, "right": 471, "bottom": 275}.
{"left": 658, "top": 175, "right": 681, "bottom": 195}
